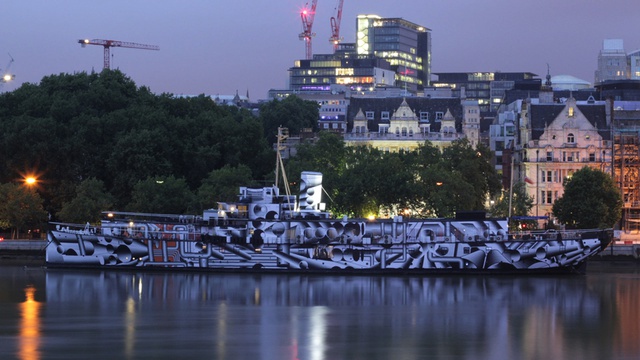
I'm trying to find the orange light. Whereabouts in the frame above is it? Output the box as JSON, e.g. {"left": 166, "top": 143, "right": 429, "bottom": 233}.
{"left": 25, "top": 177, "right": 37, "bottom": 186}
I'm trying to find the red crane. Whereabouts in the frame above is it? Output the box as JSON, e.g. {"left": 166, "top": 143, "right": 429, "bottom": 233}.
{"left": 299, "top": 0, "right": 318, "bottom": 59}
{"left": 78, "top": 39, "right": 160, "bottom": 70}
{"left": 329, "top": 0, "right": 344, "bottom": 50}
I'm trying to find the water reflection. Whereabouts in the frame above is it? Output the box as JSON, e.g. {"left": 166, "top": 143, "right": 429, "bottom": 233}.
{"left": 19, "top": 285, "right": 41, "bottom": 360}
{"left": 2, "top": 265, "right": 640, "bottom": 359}
{"left": 40, "top": 269, "right": 617, "bottom": 359}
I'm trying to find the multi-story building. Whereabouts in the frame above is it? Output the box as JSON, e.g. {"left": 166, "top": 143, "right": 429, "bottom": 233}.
{"left": 303, "top": 92, "right": 349, "bottom": 134}
{"left": 288, "top": 47, "right": 396, "bottom": 93}
{"left": 489, "top": 106, "right": 518, "bottom": 187}
{"left": 596, "top": 78, "right": 640, "bottom": 101}
{"left": 344, "top": 97, "right": 476, "bottom": 152}
{"left": 611, "top": 101, "right": 640, "bottom": 236}
{"left": 630, "top": 49, "right": 640, "bottom": 80}
{"left": 431, "top": 72, "right": 538, "bottom": 118}
{"left": 355, "top": 15, "right": 432, "bottom": 93}
{"left": 595, "top": 80, "right": 640, "bottom": 238}
{"left": 515, "top": 92, "right": 612, "bottom": 225}
{"left": 595, "top": 39, "right": 630, "bottom": 84}
{"left": 287, "top": 14, "right": 432, "bottom": 96}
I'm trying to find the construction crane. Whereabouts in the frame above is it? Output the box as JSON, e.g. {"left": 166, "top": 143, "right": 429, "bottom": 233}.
{"left": 78, "top": 39, "right": 160, "bottom": 70}
{"left": 0, "top": 53, "right": 15, "bottom": 85}
{"left": 299, "top": 0, "right": 318, "bottom": 59}
{"left": 329, "top": 0, "right": 344, "bottom": 50}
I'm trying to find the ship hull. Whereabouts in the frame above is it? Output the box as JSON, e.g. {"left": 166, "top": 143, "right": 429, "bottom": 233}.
{"left": 45, "top": 219, "right": 612, "bottom": 275}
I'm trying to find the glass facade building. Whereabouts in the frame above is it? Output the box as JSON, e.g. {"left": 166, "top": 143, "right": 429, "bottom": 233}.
{"left": 432, "top": 72, "right": 538, "bottom": 117}
{"left": 288, "top": 49, "right": 396, "bottom": 92}
{"left": 356, "top": 15, "right": 431, "bottom": 93}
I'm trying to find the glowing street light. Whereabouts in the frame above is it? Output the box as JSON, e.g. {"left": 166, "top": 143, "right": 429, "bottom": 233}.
{"left": 24, "top": 177, "right": 37, "bottom": 186}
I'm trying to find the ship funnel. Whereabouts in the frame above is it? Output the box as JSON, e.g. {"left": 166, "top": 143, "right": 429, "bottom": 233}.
{"left": 300, "top": 172, "right": 323, "bottom": 211}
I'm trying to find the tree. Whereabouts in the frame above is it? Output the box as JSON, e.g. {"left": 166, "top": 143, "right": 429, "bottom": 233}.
{"left": 197, "top": 165, "right": 256, "bottom": 210}
{"left": 489, "top": 182, "right": 535, "bottom": 229}
{"left": 57, "top": 178, "right": 114, "bottom": 224}
{"left": 489, "top": 182, "right": 534, "bottom": 218}
{"left": 127, "top": 176, "right": 195, "bottom": 214}
{"left": 413, "top": 140, "right": 501, "bottom": 218}
{"left": 441, "top": 139, "right": 502, "bottom": 210}
{"left": 0, "top": 183, "right": 48, "bottom": 239}
{"left": 259, "top": 95, "right": 319, "bottom": 144}
{"left": 552, "top": 167, "right": 622, "bottom": 229}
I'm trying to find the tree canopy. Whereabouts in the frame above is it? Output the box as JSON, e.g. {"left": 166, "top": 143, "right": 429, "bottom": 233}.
{"left": 0, "top": 70, "right": 274, "bottom": 219}
{"left": 285, "top": 134, "right": 501, "bottom": 218}
{"left": 259, "top": 95, "right": 319, "bottom": 144}
{"left": 0, "top": 183, "right": 47, "bottom": 238}
{"left": 552, "top": 167, "right": 622, "bottom": 229}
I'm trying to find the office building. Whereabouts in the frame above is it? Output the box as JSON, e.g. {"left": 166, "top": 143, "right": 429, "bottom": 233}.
{"left": 432, "top": 72, "right": 538, "bottom": 117}
{"left": 355, "top": 15, "right": 432, "bottom": 93}
{"left": 288, "top": 44, "right": 396, "bottom": 93}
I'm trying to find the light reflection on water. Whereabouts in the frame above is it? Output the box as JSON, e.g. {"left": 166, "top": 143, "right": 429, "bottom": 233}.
{"left": 0, "top": 263, "right": 639, "bottom": 360}
{"left": 18, "top": 285, "right": 40, "bottom": 360}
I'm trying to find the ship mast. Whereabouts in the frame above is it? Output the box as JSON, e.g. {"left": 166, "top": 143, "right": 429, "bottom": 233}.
{"left": 275, "top": 127, "right": 292, "bottom": 199}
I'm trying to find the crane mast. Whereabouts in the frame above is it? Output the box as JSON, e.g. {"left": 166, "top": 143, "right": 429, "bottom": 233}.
{"left": 79, "top": 39, "right": 160, "bottom": 69}
{"left": 0, "top": 53, "right": 15, "bottom": 85}
{"left": 299, "top": 0, "right": 318, "bottom": 59}
{"left": 329, "top": 0, "right": 344, "bottom": 50}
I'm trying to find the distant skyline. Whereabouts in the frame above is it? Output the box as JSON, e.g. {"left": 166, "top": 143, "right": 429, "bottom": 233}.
{"left": 1, "top": 0, "right": 639, "bottom": 100}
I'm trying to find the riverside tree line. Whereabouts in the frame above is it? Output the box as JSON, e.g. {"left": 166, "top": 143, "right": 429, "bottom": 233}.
{"left": 0, "top": 71, "right": 621, "bottom": 238}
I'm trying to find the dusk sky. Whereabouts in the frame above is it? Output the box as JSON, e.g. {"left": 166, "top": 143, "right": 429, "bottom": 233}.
{"left": 1, "top": 1, "right": 638, "bottom": 100}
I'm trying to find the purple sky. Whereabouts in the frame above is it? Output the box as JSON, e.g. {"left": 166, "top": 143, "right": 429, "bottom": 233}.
{"left": 1, "top": 0, "right": 639, "bottom": 100}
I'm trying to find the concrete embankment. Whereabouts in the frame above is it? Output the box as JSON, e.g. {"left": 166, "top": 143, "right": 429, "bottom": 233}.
{"left": 594, "top": 244, "right": 640, "bottom": 261}
{"left": 0, "top": 240, "right": 49, "bottom": 260}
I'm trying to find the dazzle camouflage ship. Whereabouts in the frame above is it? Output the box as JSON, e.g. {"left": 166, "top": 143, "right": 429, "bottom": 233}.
{"left": 46, "top": 171, "right": 612, "bottom": 274}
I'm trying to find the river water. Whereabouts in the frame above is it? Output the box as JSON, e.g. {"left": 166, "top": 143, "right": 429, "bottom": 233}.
{"left": 0, "top": 261, "right": 639, "bottom": 360}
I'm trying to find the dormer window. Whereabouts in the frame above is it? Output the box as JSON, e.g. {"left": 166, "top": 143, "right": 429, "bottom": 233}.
{"left": 567, "top": 133, "right": 575, "bottom": 143}
{"left": 568, "top": 107, "right": 575, "bottom": 117}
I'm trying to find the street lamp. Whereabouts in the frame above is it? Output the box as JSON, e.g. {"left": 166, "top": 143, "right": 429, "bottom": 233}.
{"left": 24, "top": 176, "right": 37, "bottom": 186}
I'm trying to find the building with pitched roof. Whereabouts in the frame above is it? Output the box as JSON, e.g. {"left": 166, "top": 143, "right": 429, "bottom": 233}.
{"left": 344, "top": 97, "right": 478, "bottom": 151}
{"left": 515, "top": 91, "right": 612, "bottom": 225}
